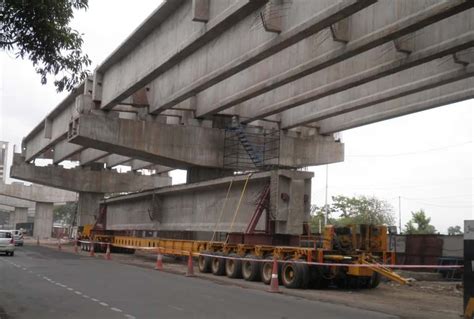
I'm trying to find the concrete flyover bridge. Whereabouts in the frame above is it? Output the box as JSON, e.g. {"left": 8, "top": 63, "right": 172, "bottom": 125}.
{"left": 13, "top": 1, "right": 474, "bottom": 235}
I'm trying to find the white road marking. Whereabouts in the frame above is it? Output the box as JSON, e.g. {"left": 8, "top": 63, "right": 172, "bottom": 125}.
{"left": 91, "top": 298, "right": 99, "bottom": 302}
{"left": 67, "top": 288, "right": 73, "bottom": 291}
{"left": 74, "top": 291, "right": 82, "bottom": 295}
{"left": 110, "top": 307, "right": 123, "bottom": 313}
{"left": 99, "top": 302, "right": 109, "bottom": 307}
{"left": 124, "top": 315, "right": 136, "bottom": 319}
{"left": 82, "top": 295, "right": 90, "bottom": 299}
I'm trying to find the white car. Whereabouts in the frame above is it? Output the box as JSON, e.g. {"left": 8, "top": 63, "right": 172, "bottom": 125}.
{"left": 0, "top": 230, "right": 15, "bottom": 256}
{"left": 12, "top": 230, "right": 24, "bottom": 246}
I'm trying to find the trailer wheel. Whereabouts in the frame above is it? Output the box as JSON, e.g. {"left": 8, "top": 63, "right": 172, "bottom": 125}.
{"left": 242, "top": 255, "right": 261, "bottom": 281}
{"left": 368, "top": 272, "right": 380, "bottom": 288}
{"left": 225, "top": 254, "right": 242, "bottom": 278}
{"left": 282, "top": 261, "right": 309, "bottom": 289}
{"left": 261, "top": 255, "right": 282, "bottom": 285}
{"left": 198, "top": 252, "right": 212, "bottom": 273}
{"left": 211, "top": 255, "right": 226, "bottom": 276}
{"left": 309, "top": 266, "right": 330, "bottom": 289}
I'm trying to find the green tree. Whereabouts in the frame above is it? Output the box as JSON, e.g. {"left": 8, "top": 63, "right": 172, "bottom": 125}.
{"left": 404, "top": 209, "right": 437, "bottom": 234}
{"left": 53, "top": 203, "right": 77, "bottom": 225}
{"left": 447, "top": 225, "right": 463, "bottom": 235}
{"left": 1, "top": 0, "right": 91, "bottom": 91}
{"left": 310, "top": 195, "right": 395, "bottom": 231}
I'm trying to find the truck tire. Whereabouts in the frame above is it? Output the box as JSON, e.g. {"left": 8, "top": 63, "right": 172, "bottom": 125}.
{"left": 198, "top": 253, "right": 212, "bottom": 273}
{"left": 211, "top": 255, "right": 226, "bottom": 276}
{"left": 261, "top": 255, "right": 281, "bottom": 285}
{"left": 309, "top": 266, "right": 330, "bottom": 289}
{"left": 242, "top": 255, "right": 261, "bottom": 281}
{"left": 225, "top": 254, "right": 242, "bottom": 278}
{"left": 282, "top": 261, "right": 308, "bottom": 289}
{"left": 368, "top": 272, "right": 380, "bottom": 288}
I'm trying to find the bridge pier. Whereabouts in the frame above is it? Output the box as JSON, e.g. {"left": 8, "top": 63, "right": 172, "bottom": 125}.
{"left": 33, "top": 202, "right": 54, "bottom": 239}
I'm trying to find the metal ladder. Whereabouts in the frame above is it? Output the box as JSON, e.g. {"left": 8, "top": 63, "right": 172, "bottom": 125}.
{"left": 229, "top": 120, "right": 263, "bottom": 168}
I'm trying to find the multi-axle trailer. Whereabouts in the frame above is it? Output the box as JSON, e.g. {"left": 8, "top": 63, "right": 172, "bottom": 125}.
{"left": 81, "top": 223, "right": 408, "bottom": 289}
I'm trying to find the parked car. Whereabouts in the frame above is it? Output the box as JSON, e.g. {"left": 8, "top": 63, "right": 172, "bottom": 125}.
{"left": 12, "top": 230, "right": 24, "bottom": 246}
{"left": 0, "top": 230, "right": 15, "bottom": 256}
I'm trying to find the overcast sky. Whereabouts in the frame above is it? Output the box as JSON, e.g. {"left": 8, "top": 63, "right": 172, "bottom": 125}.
{"left": 0, "top": 1, "right": 472, "bottom": 233}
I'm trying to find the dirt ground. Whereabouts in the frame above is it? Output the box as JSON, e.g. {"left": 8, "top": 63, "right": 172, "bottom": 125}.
{"left": 34, "top": 240, "right": 464, "bottom": 319}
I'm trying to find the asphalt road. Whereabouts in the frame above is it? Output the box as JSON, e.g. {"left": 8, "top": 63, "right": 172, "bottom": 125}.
{"left": 0, "top": 245, "right": 398, "bottom": 319}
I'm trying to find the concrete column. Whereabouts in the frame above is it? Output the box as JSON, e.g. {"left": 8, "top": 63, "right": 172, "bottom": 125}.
{"left": 13, "top": 207, "right": 28, "bottom": 228}
{"left": 77, "top": 192, "right": 103, "bottom": 226}
{"left": 33, "top": 202, "right": 54, "bottom": 239}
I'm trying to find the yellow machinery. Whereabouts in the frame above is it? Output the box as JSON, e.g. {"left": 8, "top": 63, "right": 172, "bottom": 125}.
{"left": 84, "top": 223, "right": 408, "bottom": 289}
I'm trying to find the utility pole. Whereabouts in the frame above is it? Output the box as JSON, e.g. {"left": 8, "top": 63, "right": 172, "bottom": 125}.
{"left": 324, "top": 165, "right": 329, "bottom": 225}
{"left": 398, "top": 196, "right": 402, "bottom": 234}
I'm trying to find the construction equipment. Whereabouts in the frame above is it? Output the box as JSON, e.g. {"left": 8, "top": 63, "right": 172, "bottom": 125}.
{"left": 83, "top": 220, "right": 408, "bottom": 289}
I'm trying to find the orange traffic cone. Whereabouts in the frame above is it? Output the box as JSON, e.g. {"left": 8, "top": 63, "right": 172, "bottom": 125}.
{"left": 89, "top": 241, "right": 95, "bottom": 257}
{"left": 105, "top": 243, "right": 112, "bottom": 260}
{"left": 268, "top": 256, "right": 280, "bottom": 293}
{"left": 186, "top": 251, "right": 195, "bottom": 277}
{"left": 74, "top": 238, "right": 79, "bottom": 254}
{"left": 155, "top": 247, "right": 163, "bottom": 270}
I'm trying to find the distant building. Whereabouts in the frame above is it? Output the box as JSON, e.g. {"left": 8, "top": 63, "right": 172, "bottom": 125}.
{"left": 0, "top": 141, "right": 8, "bottom": 182}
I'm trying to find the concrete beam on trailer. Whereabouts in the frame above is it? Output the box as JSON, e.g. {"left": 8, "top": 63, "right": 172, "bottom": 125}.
{"left": 239, "top": 30, "right": 474, "bottom": 123}
{"left": 149, "top": 0, "right": 376, "bottom": 114}
{"left": 96, "top": 0, "right": 265, "bottom": 110}
{"left": 316, "top": 77, "right": 474, "bottom": 134}
{"left": 10, "top": 153, "right": 171, "bottom": 193}
{"left": 194, "top": 0, "right": 473, "bottom": 118}
{"left": 280, "top": 60, "right": 474, "bottom": 129}
{"left": 104, "top": 170, "right": 313, "bottom": 235}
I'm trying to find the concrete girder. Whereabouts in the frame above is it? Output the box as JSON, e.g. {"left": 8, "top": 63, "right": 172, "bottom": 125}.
{"left": 0, "top": 204, "right": 14, "bottom": 212}
{"left": 97, "top": 0, "right": 265, "bottom": 110}
{"left": 149, "top": 0, "right": 376, "bottom": 114}
{"left": 104, "top": 170, "right": 313, "bottom": 235}
{"left": 104, "top": 154, "right": 130, "bottom": 169}
{"left": 316, "top": 77, "right": 474, "bottom": 134}
{"left": 52, "top": 139, "right": 84, "bottom": 164}
{"left": 68, "top": 114, "right": 224, "bottom": 168}
{"left": 78, "top": 148, "right": 108, "bottom": 166}
{"left": 130, "top": 159, "right": 171, "bottom": 173}
{"left": 0, "top": 182, "right": 76, "bottom": 203}
{"left": 194, "top": 1, "right": 473, "bottom": 118}
{"left": 280, "top": 60, "right": 474, "bottom": 129}
{"left": 10, "top": 153, "right": 171, "bottom": 193}
{"left": 0, "top": 195, "right": 35, "bottom": 208}
{"left": 22, "top": 82, "right": 86, "bottom": 162}
{"left": 239, "top": 28, "right": 474, "bottom": 123}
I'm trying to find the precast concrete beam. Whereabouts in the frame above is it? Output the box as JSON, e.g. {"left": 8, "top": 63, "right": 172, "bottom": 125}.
{"left": 10, "top": 153, "right": 171, "bottom": 193}
{"left": 130, "top": 160, "right": 171, "bottom": 173}
{"left": 281, "top": 60, "right": 474, "bottom": 129}
{"left": 77, "top": 192, "right": 103, "bottom": 226}
{"left": 149, "top": 0, "right": 376, "bottom": 114}
{"left": 22, "top": 82, "right": 87, "bottom": 162}
{"left": 68, "top": 114, "right": 224, "bottom": 168}
{"left": 104, "top": 154, "right": 130, "bottom": 169}
{"left": 241, "top": 31, "right": 474, "bottom": 123}
{"left": 33, "top": 202, "right": 54, "bottom": 239}
{"left": 0, "top": 204, "right": 14, "bottom": 212}
{"left": 0, "top": 182, "right": 76, "bottom": 203}
{"left": 104, "top": 169, "right": 313, "bottom": 235}
{"left": 52, "top": 139, "right": 84, "bottom": 164}
{"left": 316, "top": 77, "right": 474, "bottom": 134}
{"left": 79, "top": 149, "right": 108, "bottom": 166}
{"left": 96, "top": 0, "right": 265, "bottom": 110}
{"left": 194, "top": 1, "right": 473, "bottom": 118}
